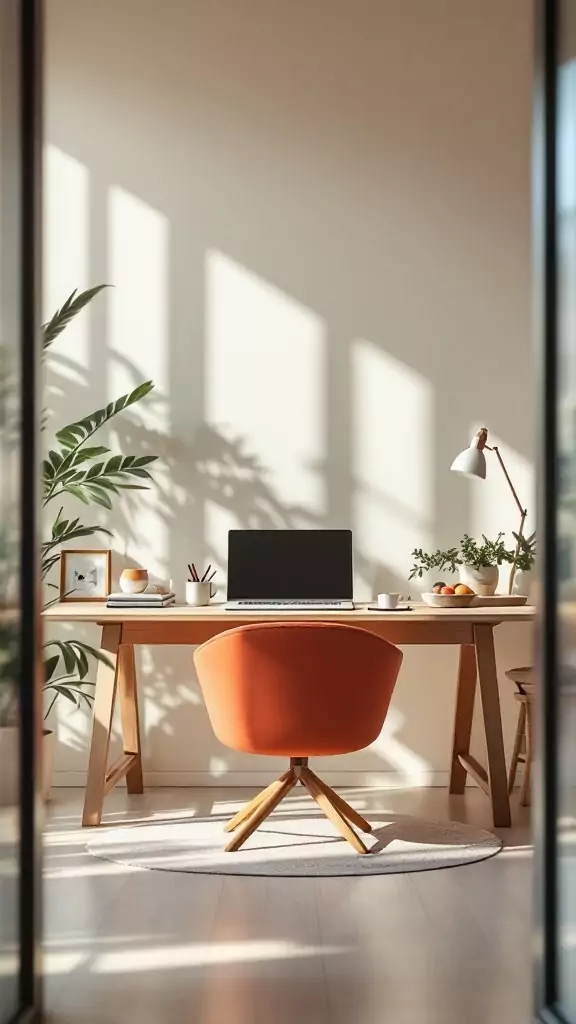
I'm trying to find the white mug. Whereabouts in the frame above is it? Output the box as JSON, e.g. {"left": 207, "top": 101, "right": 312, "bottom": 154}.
{"left": 377, "top": 592, "right": 400, "bottom": 609}
{"left": 186, "top": 581, "right": 216, "bottom": 606}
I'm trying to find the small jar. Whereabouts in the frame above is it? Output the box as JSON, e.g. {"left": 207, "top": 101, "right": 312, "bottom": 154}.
{"left": 119, "top": 568, "right": 149, "bottom": 594}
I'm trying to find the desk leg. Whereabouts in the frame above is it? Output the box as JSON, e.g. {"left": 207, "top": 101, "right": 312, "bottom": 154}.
{"left": 449, "top": 644, "right": 477, "bottom": 794}
{"left": 82, "top": 624, "right": 121, "bottom": 827}
{"left": 474, "top": 624, "right": 511, "bottom": 828}
{"left": 117, "top": 644, "right": 143, "bottom": 794}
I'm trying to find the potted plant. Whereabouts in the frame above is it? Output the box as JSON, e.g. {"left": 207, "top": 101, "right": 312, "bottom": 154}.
{"left": 510, "top": 531, "right": 536, "bottom": 597}
{"left": 41, "top": 286, "right": 159, "bottom": 798}
{"left": 409, "top": 533, "right": 514, "bottom": 595}
{"left": 458, "top": 533, "right": 512, "bottom": 595}
{"left": 408, "top": 546, "right": 461, "bottom": 583}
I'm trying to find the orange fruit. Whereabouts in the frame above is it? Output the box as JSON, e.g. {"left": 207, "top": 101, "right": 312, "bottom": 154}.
{"left": 455, "top": 584, "right": 474, "bottom": 595}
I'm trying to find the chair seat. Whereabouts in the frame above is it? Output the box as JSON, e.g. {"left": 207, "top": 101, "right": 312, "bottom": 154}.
{"left": 505, "top": 666, "right": 535, "bottom": 693}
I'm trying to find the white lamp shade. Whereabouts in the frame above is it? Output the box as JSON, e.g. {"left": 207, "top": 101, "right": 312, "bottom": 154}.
{"left": 450, "top": 443, "right": 487, "bottom": 479}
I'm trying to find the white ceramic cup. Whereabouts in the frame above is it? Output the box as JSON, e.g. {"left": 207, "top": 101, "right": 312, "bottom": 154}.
{"left": 186, "top": 581, "right": 216, "bottom": 606}
{"left": 377, "top": 592, "right": 400, "bottom": 609}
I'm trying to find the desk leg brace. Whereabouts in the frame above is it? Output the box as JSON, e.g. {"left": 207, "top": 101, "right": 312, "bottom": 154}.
{"left": 82, "top": 626, "right": 143, "bottom": 827}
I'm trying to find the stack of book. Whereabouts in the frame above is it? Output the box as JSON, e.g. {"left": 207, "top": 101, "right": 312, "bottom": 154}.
{"left": 106, "top": 591, "right": 176, "bottom": 609}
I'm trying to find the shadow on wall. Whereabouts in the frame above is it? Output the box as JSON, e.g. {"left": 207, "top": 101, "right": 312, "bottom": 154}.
{"left": 44, "top": 0, "right": 533, "bottom": 778}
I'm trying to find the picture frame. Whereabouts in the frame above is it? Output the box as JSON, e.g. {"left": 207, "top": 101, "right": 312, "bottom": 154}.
{"left": 60, "top": 549, "right": 112, "bottom": 603}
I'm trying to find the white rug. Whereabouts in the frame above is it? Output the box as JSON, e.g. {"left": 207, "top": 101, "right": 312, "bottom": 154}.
{"left": 87, "top": 812, "right": 501, "bottom": 877}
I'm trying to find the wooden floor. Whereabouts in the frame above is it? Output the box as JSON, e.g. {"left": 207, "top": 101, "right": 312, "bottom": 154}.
{"left": 45, "top": 786, "right": 533, "bottom": 1024}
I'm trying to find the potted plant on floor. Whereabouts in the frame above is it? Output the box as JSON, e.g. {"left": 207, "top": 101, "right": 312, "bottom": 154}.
{"left": 42, "top": 285, "right": 159, "bottom": 797}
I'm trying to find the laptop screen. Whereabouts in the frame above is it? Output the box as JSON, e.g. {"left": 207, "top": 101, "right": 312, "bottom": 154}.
{"left": 227, "top": 530, "right": 353, "bottom": 600}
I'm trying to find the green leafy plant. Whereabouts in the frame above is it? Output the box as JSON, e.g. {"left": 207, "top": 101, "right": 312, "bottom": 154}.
{"left": 459, "top": 533, "right": 512, "bottom": 570}
{"left": 511, "top": 531, "right": 536, "bottom": 573}
{"left": 409, "top": 533, "right": 515, "bottom": 580}
{"left": 43, "top": 285, "right": 158, "bottom": 718}
{"left": 408, "top": 547, "right": 461, "bottom": 580}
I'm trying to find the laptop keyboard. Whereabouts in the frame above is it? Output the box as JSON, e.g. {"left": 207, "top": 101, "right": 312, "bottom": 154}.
{"left": 231, "top": 600, "right": 353, "bottom": 610}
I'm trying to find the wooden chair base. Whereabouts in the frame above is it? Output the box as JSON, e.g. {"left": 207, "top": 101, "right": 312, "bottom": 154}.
{"left": 225, "top": 759, "right": 373, "bottom": 854}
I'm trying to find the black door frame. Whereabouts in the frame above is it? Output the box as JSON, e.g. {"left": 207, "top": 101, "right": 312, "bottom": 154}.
{"left": 15, "top": 0, "right": 42, "bottom": 1019}
{"left": 535, "top": 1, "right": 572, "bottom": 1022}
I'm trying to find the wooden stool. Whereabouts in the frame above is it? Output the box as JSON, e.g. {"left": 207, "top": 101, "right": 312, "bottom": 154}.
{"left": 506, "top": 666, "right": 534, "bottom": 807}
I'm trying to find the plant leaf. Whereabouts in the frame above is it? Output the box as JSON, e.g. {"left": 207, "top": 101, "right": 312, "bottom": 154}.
{"left": 44, "top": 655, "right": 60, "bottom": 682}
{"left": 64, "top": 483, "right": 90, "bottom": 504}
{"left": 54, "top": 382, "right": 155, "bottom": 454}
{"left": 42, "top": 285, "right": 109, "bottom": 351}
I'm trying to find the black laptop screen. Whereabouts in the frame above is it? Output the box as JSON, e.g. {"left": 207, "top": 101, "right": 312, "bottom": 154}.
{"left": 227, "top": 530, "right": 353, "bottom": 600}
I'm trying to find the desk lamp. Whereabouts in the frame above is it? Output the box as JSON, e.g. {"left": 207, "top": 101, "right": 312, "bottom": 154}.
{"left": 450, "top": 427, "right": 527, "bottom": 594}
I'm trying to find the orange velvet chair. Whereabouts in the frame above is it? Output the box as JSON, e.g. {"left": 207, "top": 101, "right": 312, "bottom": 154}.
{"left": 194, "top": 622, "right": 403, "bottom": 854}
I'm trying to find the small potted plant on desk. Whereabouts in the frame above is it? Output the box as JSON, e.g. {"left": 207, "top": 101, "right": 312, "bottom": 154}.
{"left": 409, "top": 533, "right": 514, "bottom": 596}
{"left": 510, "top": 531, "right": 537, "bottom": 598}
{"left": 458, "top": 533, "right": 512, "bottom": 595}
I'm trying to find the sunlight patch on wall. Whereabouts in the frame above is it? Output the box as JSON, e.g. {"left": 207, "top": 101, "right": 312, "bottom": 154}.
{"left": 352, "top": 339, "right": 433, "bottom": 596}
{"left": 108, "top": 186, "right": 169, "bottom": 428}
{"left": 43, "top": 145, "right": 89, "bottom": 375}
{"left": 205, "top": 250, "right": 326, "bottom": 522}
{"left": 107, "top": 186, "right": 170, "bottom": 575}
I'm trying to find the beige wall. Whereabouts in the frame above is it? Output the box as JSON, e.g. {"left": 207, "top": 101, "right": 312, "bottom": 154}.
{"left": 44, "top": 0, "right": 534, "bottom": 786}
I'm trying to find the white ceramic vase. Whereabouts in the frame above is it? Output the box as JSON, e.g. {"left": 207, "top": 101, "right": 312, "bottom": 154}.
{"left": 459, "top": 564, "right": 499, "bottom": 596}
{"left": 119, "top": 568, "right": 148, "bottom": 594}
{"left": 513, "top": 569, "right": 537, "bottom": 602}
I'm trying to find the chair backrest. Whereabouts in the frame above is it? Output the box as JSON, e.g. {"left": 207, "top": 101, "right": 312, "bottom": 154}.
{"left": 194, "top": 622, "right": 403, "bottom": 757}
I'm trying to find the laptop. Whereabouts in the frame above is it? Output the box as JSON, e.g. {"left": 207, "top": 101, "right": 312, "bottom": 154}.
{"left": 225, "top": 529, "right": 354, "bottom": 611}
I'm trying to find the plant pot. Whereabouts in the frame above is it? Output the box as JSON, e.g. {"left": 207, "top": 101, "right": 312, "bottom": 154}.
{"left": 43, "top": 728, "right": 55, "bottom": 803}
{"left": 119, "top": 568, "right": 148, "bottom": 594}
{"left": 459, "top": 564, "right": 499, "bottom": 596}
{"left": 0, "top": 726, "right": 19, "bottom": 807}
{"left": 513, "top": 569, "right": 538, "bottom": 602}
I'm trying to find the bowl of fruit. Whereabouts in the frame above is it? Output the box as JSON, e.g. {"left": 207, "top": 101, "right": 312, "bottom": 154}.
{"left": 421, "top": 583, "right": 477, "bottom": 608}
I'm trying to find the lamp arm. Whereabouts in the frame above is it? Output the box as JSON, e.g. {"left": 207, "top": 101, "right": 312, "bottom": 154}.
{"left": 490, "top": 446, "right": 528, "bottom": 595}
{"left": 491, "top": 446, "right": 527, "bottom": 518}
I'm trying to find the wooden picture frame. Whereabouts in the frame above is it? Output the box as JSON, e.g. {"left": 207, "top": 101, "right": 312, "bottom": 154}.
{"left": 60, "top": 549, "right": 112, "bottom": 603}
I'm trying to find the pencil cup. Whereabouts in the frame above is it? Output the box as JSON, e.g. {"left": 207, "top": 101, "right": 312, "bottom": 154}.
{"left": 186, "top": 581, "right": 216, "bottom": 606}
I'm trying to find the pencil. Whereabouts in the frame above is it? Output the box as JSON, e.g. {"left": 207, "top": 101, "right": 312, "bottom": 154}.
{"left": 207, "top": 570, "right": 217, "bottom": 582}
{"left": 200, "top": 564, "right": 212, "bottom": 582}
{"left": 191, "top": 563, "right": 199, "bottom": 582}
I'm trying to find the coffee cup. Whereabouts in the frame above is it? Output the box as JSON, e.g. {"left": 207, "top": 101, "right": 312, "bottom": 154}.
{"left": 186, "top": 581, "right": 217, "bottom": 606}
{"left": 377, "top": 592, "right": 400, "bottom": 609}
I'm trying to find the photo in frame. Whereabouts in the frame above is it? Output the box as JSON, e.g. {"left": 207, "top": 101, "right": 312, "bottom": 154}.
{"left": 60, "top": 549, "right": 112, "bottom": 602}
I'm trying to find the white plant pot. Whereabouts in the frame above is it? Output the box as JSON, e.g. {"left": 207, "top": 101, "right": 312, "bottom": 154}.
{"left": 513, "top": 569, "right": 538, "bottom": 603}
{"left": 459, "top": 564, "right": 499, "bottom": 596}
{"left": 43, "top": 728, "right": 54, "bottom": 802}
{"left": 0, "top": 726, "right": 19, "bottom": 807}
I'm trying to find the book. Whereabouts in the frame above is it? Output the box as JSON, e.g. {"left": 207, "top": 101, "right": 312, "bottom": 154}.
{"left": 107, "top": 591, "right": 175, "bottom": 603}
{"left": 106, "top": 597, "right": 176, "bottom": 608}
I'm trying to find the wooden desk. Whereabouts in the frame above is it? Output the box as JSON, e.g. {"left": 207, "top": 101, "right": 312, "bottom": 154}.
{"left": 43, "top": 602, "right": 535, "bottom": 828}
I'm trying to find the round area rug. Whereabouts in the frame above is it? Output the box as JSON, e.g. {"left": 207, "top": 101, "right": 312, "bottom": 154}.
{"left": 86, "top": 813, "right": 502, "bottom": 877}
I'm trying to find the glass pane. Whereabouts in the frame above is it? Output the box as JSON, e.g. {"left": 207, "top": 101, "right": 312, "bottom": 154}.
{"left": 557, "top": 0, "right": 576, "bottom": 1016}
{"left": 0, "top": 0, "right": 21, "bottom": 1019}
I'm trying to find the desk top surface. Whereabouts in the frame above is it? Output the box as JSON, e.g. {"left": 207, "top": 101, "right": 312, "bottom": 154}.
{"left": 43, "top": 601, "right": 536, "bottom": 625}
